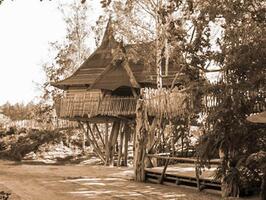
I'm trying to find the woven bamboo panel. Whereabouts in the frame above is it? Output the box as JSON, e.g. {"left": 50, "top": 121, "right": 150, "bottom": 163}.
{"left": 56, "top": 92, "right": 137, "bottom": 119}
{"left": 141, "top": 88, "right": 188, "bottom": 118}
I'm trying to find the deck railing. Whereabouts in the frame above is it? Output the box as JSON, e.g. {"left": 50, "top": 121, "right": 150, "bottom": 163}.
{"left": 56, "top": 95, "right": 137, "bottom": 118}
{"left": 203, "top": 90, "right": 266, "bottom": 113}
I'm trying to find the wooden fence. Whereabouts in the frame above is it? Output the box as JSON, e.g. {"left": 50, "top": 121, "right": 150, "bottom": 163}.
{"left": 204, "top": 85, "right": 266, "bottom": 113}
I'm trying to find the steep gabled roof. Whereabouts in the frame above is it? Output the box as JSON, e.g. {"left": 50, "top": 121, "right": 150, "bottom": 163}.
{"left": 52, "top": 21, "right": 181, "bottom": 90}
{"left": 52, "top": 20, "right": 119, "bottom": 89}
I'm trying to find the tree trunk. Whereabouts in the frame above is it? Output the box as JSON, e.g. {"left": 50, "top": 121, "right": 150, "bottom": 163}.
{"left": 134, "top": 100, "right": 148, "bottom": 182}
{"left": 261, "top": 168, "right": 266, "bottom": 200}
{"left": 219, "top": 148, "right": 228, "bottom": 198}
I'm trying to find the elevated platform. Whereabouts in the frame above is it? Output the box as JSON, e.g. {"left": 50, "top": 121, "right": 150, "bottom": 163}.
{"left": 145, "top": 163, "right": 221, "bottom": 191}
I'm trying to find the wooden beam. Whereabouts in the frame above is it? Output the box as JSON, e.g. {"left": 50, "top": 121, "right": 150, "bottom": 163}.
{"left": 131, "top": 87, "right": 138, "bottom": 98}
{"left": 78, "top": 122, "right": 105, "bottom": 163}
{"left": 87, "top": 123, "right": 102, "bottom": 152}
{"left": 89, "top": 61, "right": 117, "bottom": 90}
{"left": 146, "top": 154, "right": 221, "bottom": 165}
{"left": 122, "top": 60, "right": 140, "bottom": 88}
{"left": 158, "top": 159, "right": 169, "bottom": 184}
{"left": 94, "top": 123, "right": 105, "bottom": 147}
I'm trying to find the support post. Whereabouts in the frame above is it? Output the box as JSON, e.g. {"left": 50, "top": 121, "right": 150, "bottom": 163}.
{"left": 195, "top": 163, "right": 201, "bottom": 191}
{"left": 159, "top": 158, "right": 169, "bottom": 184}
{"left": 82, "top": 130, "right": 86, "bottom": 153}
{"left": 118, "top": 124, "right": 124, "bottom": 167}
{"left": 79, "top": 122, "right": 105, "bottom": 163}
{"left": 87, "top": 123, "right": 102, "bottom": 152}
{"left": 107, "top": 121, "right": 121, "bottom": 166}
{"left": 94, "top": 123, "right": 105, "bottom": 147}
{"left": 105, "top": 122, "right": 109, "bottom": 166}
{"left": 124, "top": 123, "right": 130, "bottom": 167}
{"left": 132, "top": 126, "right": 136, "bottom": 156}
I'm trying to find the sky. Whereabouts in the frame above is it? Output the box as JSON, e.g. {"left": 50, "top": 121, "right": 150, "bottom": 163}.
{"left": 0, "top": 0, "right": 101, "bottom": 105}
{"left": 0, "top": 0, "right": 220, "bottom": 105}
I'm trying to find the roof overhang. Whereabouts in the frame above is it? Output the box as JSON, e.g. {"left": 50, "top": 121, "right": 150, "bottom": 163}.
{"left": 246, "top": 111, "right": 266, "bottom": 124}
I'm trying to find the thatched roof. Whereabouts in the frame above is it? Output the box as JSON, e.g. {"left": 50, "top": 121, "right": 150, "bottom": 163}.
{"left": 52, "top": 21, "right": 181, "bottom": 91}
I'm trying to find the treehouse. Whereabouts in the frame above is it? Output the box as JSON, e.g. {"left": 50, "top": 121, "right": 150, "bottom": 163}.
{"left": 52, "top": 21, "right": 184, "bottom": 166}
{"left": 52, "top": 21, "right": 182, "bottom": 123}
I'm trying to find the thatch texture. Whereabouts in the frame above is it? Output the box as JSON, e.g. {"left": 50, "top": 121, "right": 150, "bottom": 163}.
{"left": 141, "top": 88, "right": 187, "bottom": 118}
{"left": 56, "top": 91, "right": 137, "bottom": 119}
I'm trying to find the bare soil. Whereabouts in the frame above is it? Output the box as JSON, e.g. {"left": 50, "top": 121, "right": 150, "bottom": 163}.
{"left": 0, "top": 160, "right": 259, "bottom": 200}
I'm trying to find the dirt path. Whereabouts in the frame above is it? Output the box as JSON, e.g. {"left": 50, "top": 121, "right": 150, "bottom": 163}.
{"left": 0, "top": 160, "right": 257, "bottom": 200}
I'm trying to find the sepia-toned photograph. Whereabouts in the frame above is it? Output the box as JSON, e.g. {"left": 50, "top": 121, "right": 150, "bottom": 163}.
{"left": 0, "top": 0, "right": 265, "bottom": 199}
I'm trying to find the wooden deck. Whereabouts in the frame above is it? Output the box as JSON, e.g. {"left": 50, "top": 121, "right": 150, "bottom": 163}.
{"left": 145, "top": 163, "right": 221, "bottom": 191}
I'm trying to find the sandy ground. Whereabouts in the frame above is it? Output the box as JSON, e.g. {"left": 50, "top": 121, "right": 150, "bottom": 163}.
{"left": 0, "top": 160, "right": 259, "bottom": 200}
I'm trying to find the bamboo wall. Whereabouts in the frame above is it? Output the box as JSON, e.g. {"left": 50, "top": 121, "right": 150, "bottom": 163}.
{"left": 56, "top": 91, "right": 137, "bottom": 119}
{"left": 141, "top": 88, "right": 188, "bottom": 118}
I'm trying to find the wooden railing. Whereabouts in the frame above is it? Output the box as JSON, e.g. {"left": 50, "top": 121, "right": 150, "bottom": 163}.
{"left": 145, "top": 154, "right": 221, "bottom": 191}
{"left": 203, "top": 91, "right": 266, "bottom": 113}
{"left": 56, "top": 95, "right": 137, "bottom": 119}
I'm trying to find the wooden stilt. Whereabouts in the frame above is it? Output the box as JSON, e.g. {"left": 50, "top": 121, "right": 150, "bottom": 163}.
{"left": 124, "top": 123, "right": 129, "bottom": 167}
{"left": 159, "top": 158, "right": 169, "bottom": 184}
{"left": 87, "top": 123, "right": 102, "bottom": 152}
{"left": 79, "top": 122, "right": 105, "bottom": 163}
{"left": 82, "top": 130, "right": 86, "bottom": 153}
{"left": 106, "top": 122, "right": 116, "bottom": 165}
{"left": 105, "top": 122, "right": 109, "bottom": 166}
{"left": 132, "top": 126, "right": 136, "bottom": 156}
{"left": 94, "top": 123, "right": 105, "bottom": 147}
{"left": 106, "top": 121, "right": 121, "bottom": 166}
{"left": 195, "top": 163, "right": 201, "bottom": 191}
{"left": 118, "top": 124, "right": 124, "bottom": 167}
{"left": 110, "top": 121, "right": 121, "bottom": 166}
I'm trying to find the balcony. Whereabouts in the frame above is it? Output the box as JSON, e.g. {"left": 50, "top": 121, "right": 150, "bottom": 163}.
{"left": 55, "top": 95, "right": 137, "bottom": 119}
